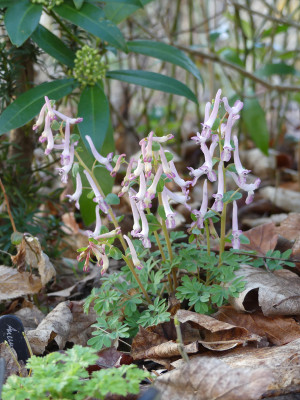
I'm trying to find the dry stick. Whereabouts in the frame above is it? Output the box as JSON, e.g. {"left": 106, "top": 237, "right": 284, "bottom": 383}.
{"left": 177, "top": 45, "right": 300, "bottom": 93}
{"left": 0, "top": 178, "right": 17, "bottom": 233}
{"left": 174, "top": 316, "right": 189, "bottom": 363}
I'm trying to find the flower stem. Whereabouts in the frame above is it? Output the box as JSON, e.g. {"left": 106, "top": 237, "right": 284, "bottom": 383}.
{"left": 157, "top": 192, "right": 178, "bottom": 289}
{"left": 204, "top": 220, "right": 210, "bottom": 256}
{"left": 75, "top": 151, "right": 151, "bottom": 303}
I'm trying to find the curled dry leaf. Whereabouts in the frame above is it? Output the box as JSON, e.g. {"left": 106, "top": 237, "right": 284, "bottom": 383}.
{"left": 155, "top": 356, "right": 272, "bottom": 400}
{"left": 0, "top": 265, "right": 42, "bottom": 301}
{"left": 19, "top": 236, "right": 56, "bottom": 286}
{"left": 131, "top": 310, "right": 261, "bottom": 365}
{"left": 230, "top": 265, "right": 300, "bottom": 316}
{"left": 14, "top": 306, "right": 45, "bottom": 331}
{"left": 0, "top": 343, "right": 27, "bottom": 381}
{"left": 214, "top": 306, "right": 300, "bottom": 346}
{"left": 241, "top": 222, "right": 278, "bottom": 256}
{"left": 176, "top": 309, "right": 261, "bottom": 351}
{"left": 26, "top": 302, "right": 73, "bottom": 354}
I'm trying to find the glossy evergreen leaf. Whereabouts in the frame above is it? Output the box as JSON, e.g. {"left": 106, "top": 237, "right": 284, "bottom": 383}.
{"left": 103, "top": 0, "right": 153, "bottom": 24}
{"left": 219, "top": 48, "right": 245, "bottom": 67}
{"left": 95, "top": 0, "right": 143, "bottom": 4}
{"left": 73, "top": 0, "right": 84, "bottom": 9}
{"left": 106, "top": 70, "right": 198, "bottom": 103}
{"left": 78, "top": 84, "right": 110, "bottom": 151}
{"left": 32, "top": 24, "right": 75, "bottom": 67}
{"left": 0, "top": 79, "right": 78, "bottom": 135}
{"left": 0, "top": 0, "right": 19, "bottom": 6}
{"left": 4, "top": 0, "right": 42, "bottom": 47}
{"left": 54, "top": 1, "right": 127, "bottom": 51}
{"left": 127, "top": 40, "right": 203, "bottom": 83}
{"left": 242, "top": 97, "right": 269, "bottom": 155}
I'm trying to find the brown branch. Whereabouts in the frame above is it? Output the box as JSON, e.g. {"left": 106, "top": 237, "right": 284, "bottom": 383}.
{"left": 0, "top": 178, "right": 17, "bottom": 233}
{"left": 177, "top": 44, "right": 300, "bottom": 93}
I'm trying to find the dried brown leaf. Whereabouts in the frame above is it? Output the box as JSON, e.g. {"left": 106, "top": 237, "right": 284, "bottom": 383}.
{"left": 230, "top": 265, "right": 300, "bottom": 316}
{"left": 214, "top": 306, "right": 300, "bottom": 345}
{"left": 68, "top": 300, "right": 97, "bottom": 346}
{"left": 155, "top": 356, "right": 272, "bottom": 400}
{"left": 0, "top": 265, "right": 42, "bottom": 301}
{"left": 0, "top": 343, "right": 27, "bottom": 382}
{"left": 275, "top": 213, "right": 300, "bottom": 241}
{"left": 26, "top": 302, "right": 73, "bottom": 354}
{"left": 176, "top": 309, "right": 261, "bottom": 351}
{"left": 241, "top": 222, "right": 278, "bottom": 256}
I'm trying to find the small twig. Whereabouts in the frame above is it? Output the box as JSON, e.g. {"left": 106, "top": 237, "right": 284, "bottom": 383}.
{"left": 174, "top": 316, "right": 189, "bottom": 363}
{"left": 0, "top": 178, "right": 17, "bottom": 233}
{"left": 4, "top": 341, "right": 23, "bottom": 377}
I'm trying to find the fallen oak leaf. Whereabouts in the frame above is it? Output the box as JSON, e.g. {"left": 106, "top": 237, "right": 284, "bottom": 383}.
{"left": 241, "top": 222, "right": 278, "bottom": 256}
{"left": 230, "top": 265, "right": 300, "bottom": 316}
{"left": 214, "top": 306, "right": 300, "bottom": 346}
{"left": 155, "top": 356, "right": 272, "bottom": 400}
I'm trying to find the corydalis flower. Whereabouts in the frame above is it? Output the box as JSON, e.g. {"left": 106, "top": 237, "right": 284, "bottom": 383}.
{"left": 233, "top": 136, "right": 250, "bottom": 183}
{"left": 221, "top": 113, "right": 234, "bottom": 162}
{"left": 66, "top": 172, "right": 82, "bottom": 209}
{"left": 77, "top": 241, "right": 108, "bottom": 273}
{"left": 86, "top": 204, "right": 102, "bottom": 238}
{"left": 110, "top": 154, "right": 126, "bottom": 177}
{"left": 231, "top": 201, "right": 242, "bottom": 250}
{"left": 169, "top": 161, "right": 192, "bottom": 193}
{"left": 129, "top": 190, "right": 141, "bottom": 237}
{"left": 85, "top": 135, "right": 113, "bottom": 173}
{"left": 159, "top": 146, "right": 175, "bottom": 179}
{"left": 123, "top": 235, "right": 144, "bottom": 270}
{"left": 60, "top": 120, "right": 71, "bottom": 165}
{"left": 200, "top": 89, "right": 222, "bottom": 138}
{"left": 144, "top": 165, "right": 163, "bottom": 206}
{"left": 212, "top": 162, "right": 224, "bottom": 212}
{"left": 83, "top": 169, "right": 109, "bottom": 213}
{"left": 188, "top": 141, "right": 217, "bottom": 186}
{"left": 136, "top": 203, "right": 151, "bottom": 248}
{"left": 222, "top": 97, "right": 243, "bottom": 115}
{"left": 192, "top": 179, "right": 208, "bottom": 229}
{"left": 57, "top": 141, "right": 77, "bottom": 183}
{"left": 161, "top": 187, "right": 176, "bottom": 229}
{"left": 229, "top": 172, "right": 261, "bottom": 205}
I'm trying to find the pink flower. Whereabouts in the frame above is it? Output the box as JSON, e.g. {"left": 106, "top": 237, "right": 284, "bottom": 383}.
{"left": 123, "top": 235, "right": 144, "bottom": 270}
{"left": 192, "top": 179, "right": 208, "bottom": 229}
{"left": 86, "top": 205, "right": 102, "bottom": 238}
{"left": 110, "top": 154, "right": 126, "bottom": 177}
{"left": 85, "top": 135, "right": 113, "bottom": 172}
{"left": 129, "top": 190, "right": 141, "bottom": 237}
{"left": 212, "top": 162, "right": 224, "bottom": 212}
{"left": 52, "top": 109, "right": 83, "bottom": 124}
{"left": 221, "top": 113, "right": 234, "bottom": 162}
{"left": 169, "top": 161, "right": 192, "bottom": 193}
{"left": 161, "top": 187, "right": 176, "bottom": 229}
{"left": 233, "top": 136, "right": 250, "bottom": 183}
{"left": 60, "top": 120, "right": 71, "bottom": 165}
{"left": 33, "top": 104, "right": 46, "bottom": 131}
{"left": 83, "top": 169, "right": 109, "bottom": 213}
{"left": 66, "top": 172, "right": 82, "bottom": 209}
{"left": 222, "top": 97, "right": 243, "bottom": 115}
{"left": 137, "top": 202, "right": 151, "bottom": 248}
{"left": 132, "top": 171, "right": 147, "bottom": 204}
{"left": 159, "top": 146, "right": 175, "bottom": 179}
{"left": 200, "top": 89, "right": 222, "bottom": 138}
{"left": 131, "top": 157, "right": 144, "bottom": 179}
{"left": 229, "top": 172, "right": 261, "bottom": 204}
{"left": 57, "top": 141, "right": 76, "bottom": 183}
{"left": 44, "top": 96, "right": 56, "bottom": 121}
{"left": 145, "top": 165, "right": 163, "bottom": 202}
{"left": 188, "top": 142, "right": 216, "bottom": 186}
{"left": 231, "top": 201, "right": 242, "bottom": 250}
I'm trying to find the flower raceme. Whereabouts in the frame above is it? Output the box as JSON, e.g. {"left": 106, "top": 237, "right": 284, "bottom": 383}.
{"left": 33, "top": 92, "right": 260, "bottom": 274}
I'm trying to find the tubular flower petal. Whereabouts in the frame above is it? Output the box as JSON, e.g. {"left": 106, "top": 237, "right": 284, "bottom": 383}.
{"left": 200, "top": 89, "right": 222, "bottom": 138}
{"left": 123, "top": 235, "right": 144, "bottom": 270}
{"left": 39, "top": 113, "right": 51, "bottom": 144}
{"left": 152, "top": 134, "right": 174, "bottom": 142}
{"left": 159, "top": 146, "right": 175, "bottom": 179}
{"left": 110, "top": 154, "right": 126, "bottom": 177}
{"left": 192, "top": 179, "right": 208, "bottom": 229}
{"left": 233, "top": 136, "right": 251, "bottom": 182}
{"left": 145, "top": 165, "right": 163, "bottom": 201}
{"left": 137, "top": 202, "right": 151, "bottom": 248}
{"left": 60, "top": 120, "right": 71, "bottom": 165}
{"left": 144, "top": 131, "right": 154, "bottom": 162}
{"left": 222, "top": 97, "right": 243, "bottom": 115}
{"left": 86, "top": 204, "right": 102, "bottom": 238}
{"left": 121, "top": 158, "right": 135, "bottom": 187}
{"left": 83, "top": 169, "right": 109, "bottom": 213}
{"left": 45, "top": 122, "right": 54, "bottom": 155}
{"left": 129, "top": 190, "right": 141, "bottom": 237}
{"left": 212, "top": 162, "right": 224, "bottom": 212}
{"left": 131, "top": 157, "right": 144, "bottom": 179}
{"left": 188, "top": 142, "right": 216, "bottom": 186}
{"left": 164, "top": 187, "right": 191, "bottom": 211}
{"left": 228, "top": 172, "right": 260, "bottom": 204}
{"left": 33, "top": 104, "right": 47, "bottom": 131}
{"left": 56, "top": 141, "right": 76, "bottom": 183}
{"left": 132, "top": 171, "right": 147, "bottom": 204}
{"left": 66, "top": 172, "right": 82, "bottom": 209}
{"left": 232, "top": 201, "right": 242, "bottom": 250}
{"left": 52, "top": 109, "right": 83, "bottom": 124}
{"left": 191, "top": 131, "right": 206, "bottom": 145}
{"left": 209, "top": 135, "right": 219, "bottom": 158}
{"left": 221, "top": 113, "right": 234, "bottom": 162}
{"left": 44, "top": 96, "right": 56, "bottom": 121}
{"left": 169, "top": 161, "right": 192, "bottom": 192}
{"left": 95, "top": 227, "right": 121, "bottom": 241}
{"left": 161, "top": 187, "right": 176, "bottom": 229}
{"left": 85, "top": 135, "right": 113, "bottom": 172}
